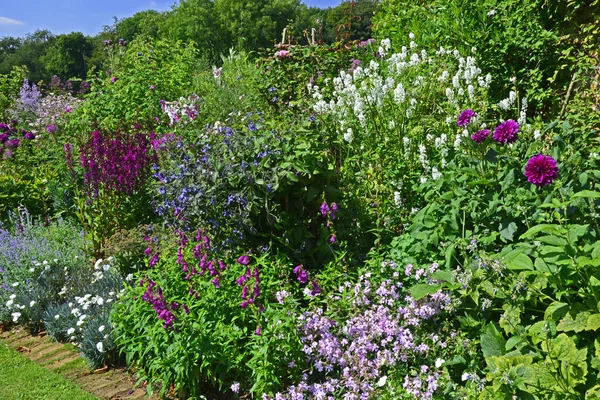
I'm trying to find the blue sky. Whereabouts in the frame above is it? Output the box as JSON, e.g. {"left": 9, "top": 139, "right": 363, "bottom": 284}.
{"left": 0, "top": 0, "right": 342, "bottom": 38}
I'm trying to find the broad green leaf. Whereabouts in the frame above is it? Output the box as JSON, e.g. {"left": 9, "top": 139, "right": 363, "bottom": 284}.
{"left": 409, "top": 283, "right": 441, "bottom": 301}
{"left": 545, "top": 301, "right": 569, "bottom": 321}
{"left": 536, "top": 235, "right": 567, "bottom": 246}
{"left": 557, "top": 312, "right": 589, "bottom": 333}
{"left": 505, "top": 253, "right": 533, "bottom": 271}
{"left": 506, "top": 335, "right": 523, "bottom": 351}
{"left": 534, "top": 257, "right": 554, "bottom": 273}
{"left": 430, "top": 270, "right": 453, "bottom": 282}
{"left": 587, "top": 314, "right": 600, "bottom": 331}
{"left": 499, "top": 219, "right": 518, "bottom": 241}
{"left": 481, "top": 323, "right": 506, "bottom": 358}
{"left": 572, "top": 190, "right": 600, "bottom": 200}
{"left": 520, "top": 224, "right": 565, "bottom": 239}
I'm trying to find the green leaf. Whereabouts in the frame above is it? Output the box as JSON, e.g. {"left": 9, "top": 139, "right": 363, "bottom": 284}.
{"left": 534, "top": 257, "right": 555, "bottom": 273}
{"left": 505, "top": 252, "right": 533, "bottom": 271}
{"left": 557, "top": 312, "right": 589, "bottom": 333}
{"left": 545, "top": 302, "right": 569, "bottom": 321}
{"left": 571, "top": 190, "right": 600, "bottom": 199}
{"left": 536, "top": 235, "right": 567, "bottom": 246}
{"left": 506, "top": 335, "right": 523, "bottom": 351}
{"left": 520, "top": 224, "right": 565, "bottom": 239}
{"left": 587, "top": 314, "right": 600, "bottom": 331}
{"left": 409, "top": 283, "right": 441, "bottom": 301}
{"left": 499, "top": 219, "right": 518, "bottom": 241}
{"left": 572, "top": 190, "right": 600, "bottom": 199}
{"left": 481, "top": 323, "right": 506, "bottom": 358}
{"left": 430, "top": 270, "right": 453, "bottom": 283}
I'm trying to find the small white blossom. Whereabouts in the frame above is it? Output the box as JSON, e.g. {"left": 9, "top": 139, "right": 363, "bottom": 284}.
{"left": 344, "top": 128, "right": 353, "bottom": 143}
{"left": 99, "top": 325, "right": 106, "bottom": 333}
{"left": 96, "top": 342, "right": 105, "bottom": 353}
{"left": 11, "top": 312, "right": 21, "bottom": 322}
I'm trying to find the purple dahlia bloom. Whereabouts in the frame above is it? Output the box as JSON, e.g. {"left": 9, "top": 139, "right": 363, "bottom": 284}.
{"left": 24, "top": 132, "right": 35, "bottom": 140}
{"left": 46, "top": 124, "right": 57, "bottom": 134}
{"left": 6, "top": 138, "right": 19, "bottom": 148}
{"left": 493, "top": 120, "right": 519, "bottom": 144}
{"left": 472, "top": 129, "right": 490, "bottom": 144}
{"left": 524, "top": 154, "right": 559, "bottom": 187}
{"left": 0, "top": 133, "right": 8, "bottom": 143}
{"left": 457, "top": 109, "right": 476, "bottom": 127}
{"left": 111, "top": 77, "right": 118, "bottom": 83}
{"left": 237, "top": 254, "right": 249, "bottom": 266}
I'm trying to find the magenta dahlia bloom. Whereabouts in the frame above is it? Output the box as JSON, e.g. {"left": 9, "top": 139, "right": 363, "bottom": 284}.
{"left": 493, "top": 120, "right": 519, "bottom": 144}
{"left": 524, "top": 154, "right": 559, "bottom": 187}
{"left": 471, "top": 129, "right": 490, "bottom": 144}
{"left": 457, "top": 109, "right": 476, "bottom": 127}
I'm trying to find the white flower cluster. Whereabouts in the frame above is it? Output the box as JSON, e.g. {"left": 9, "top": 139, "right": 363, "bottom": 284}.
{"left": 160, "top": 94, "right": 199, "bottom": 127}
{"left": 310, "top": 37, "right": 492, "bottom": 184}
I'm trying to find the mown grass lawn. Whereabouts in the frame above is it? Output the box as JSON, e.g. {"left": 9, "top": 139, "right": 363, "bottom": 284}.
{"left": 0, "top": 342, "right": 97, "bottom": 400}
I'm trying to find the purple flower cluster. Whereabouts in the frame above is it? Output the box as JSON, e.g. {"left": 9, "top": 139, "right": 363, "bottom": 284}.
{"left": 524, "top": 154, "right": 559, "bottom": 187}
{"left": 320, "top": 201, "right": 338, "bottom": 220}
{"left": 141, "top": 279, "right": 176, "bottom": 329}
{"left": 457, "top": 109, "right": 476, "bottom": 127}
{"left": 0, "top": 122, "right": 36, "bottom": 158}
{"left": 349, "top": 58, "right": 362, "bottom": 73}
{"left": 293, "top": 265, "right": 309, "bottom": 284}
{"left": 236, "top": 262, "right": 261, "bottom": 310}
{"left": 270, "top": 267, "right": 453, "bottom": 400}
{"left": 15, "top": 79, "right": 41, "bottom": 114}
{"left": 31, "top": 93, "right": 83, "bottom": 134}
{"left": 79, "top": 131, "right": 153, "bottom": 196}
{"left": 492, "top": 120, "right": 519, "bottom": 144}
{"left": 358, "top": 38, "right": 376, "bottom": 48}
{"left": 471, "top": 129, "right": 490, "bottom": 144}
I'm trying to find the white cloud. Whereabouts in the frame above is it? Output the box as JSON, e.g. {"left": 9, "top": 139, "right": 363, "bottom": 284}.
{"left": 0, "top": 16, "right": 24, "bottom": 26}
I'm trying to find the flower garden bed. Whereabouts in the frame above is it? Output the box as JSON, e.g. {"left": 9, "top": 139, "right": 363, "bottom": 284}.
{"left": 1, "top": 2, "right": 599, "bottom": 398}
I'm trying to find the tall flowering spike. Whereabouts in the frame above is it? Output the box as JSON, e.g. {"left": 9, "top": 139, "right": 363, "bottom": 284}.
{"left": 471, "top": 129, "right": 490, "bottom": 144}
{"left": 457, "top": 109, "right": 476, "bottom": 127}
{"left": 492, "top": 120, "right": 519, "bottom": 144}
{"left": 524, "top": 154, "right": 559, "bottom": 187}
{"left": 79, "top": 131, "right": 152, "bottom": 195}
